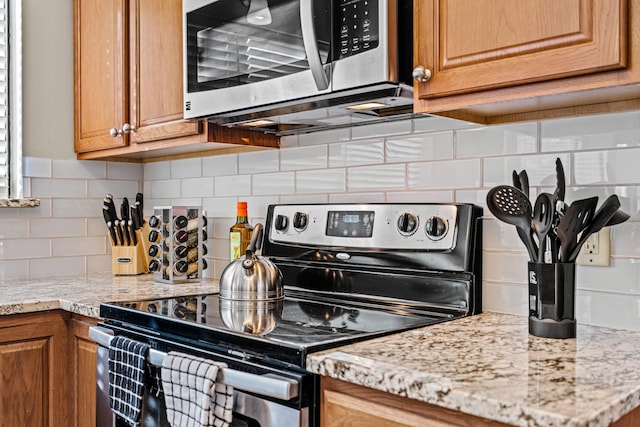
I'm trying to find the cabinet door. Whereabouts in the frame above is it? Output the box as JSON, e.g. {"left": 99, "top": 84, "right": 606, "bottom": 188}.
{"left": 69, "top": 316, "right": 98, "bottom": 427}
{"left": 129, "top": 0, "right": 201, "bottom": 144}
{"left": 74, "top": 0, "right": 129, "bottom": 153}
{"left": 0, "top": 312, "right": 70, "bottom": 427}
{"left": 415, "top": 0, "right": 628, "bottom": 99}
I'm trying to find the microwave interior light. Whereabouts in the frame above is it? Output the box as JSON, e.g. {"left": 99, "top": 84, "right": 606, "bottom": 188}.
{"left": 242, "top": 119, "right": 275, "bottom": 127}
{"left": 346, "top": 102, "right": 387, "bottom": 111}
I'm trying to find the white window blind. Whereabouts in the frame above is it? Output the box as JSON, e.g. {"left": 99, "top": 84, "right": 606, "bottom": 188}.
{"left": 0, "top": 0, "right": 22, "bottom": 199}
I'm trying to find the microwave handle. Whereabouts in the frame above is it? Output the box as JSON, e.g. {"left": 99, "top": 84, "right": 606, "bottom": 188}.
{"left": 300, "top": 0, "right": 330, "bottom": 91}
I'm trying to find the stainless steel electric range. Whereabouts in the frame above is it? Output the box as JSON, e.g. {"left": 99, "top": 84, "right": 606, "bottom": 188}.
{"left": 92, "top": 203, "right": 483, "bottom": 427}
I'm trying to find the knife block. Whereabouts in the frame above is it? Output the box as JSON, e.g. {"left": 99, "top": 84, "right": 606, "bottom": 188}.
{"left": 110, "top": 223, "right": 151, "bottom": 276}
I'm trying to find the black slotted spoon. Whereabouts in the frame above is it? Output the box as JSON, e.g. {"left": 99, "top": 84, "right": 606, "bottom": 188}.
{"left": 487, "top": 185, "right": 537, "bottom": 262}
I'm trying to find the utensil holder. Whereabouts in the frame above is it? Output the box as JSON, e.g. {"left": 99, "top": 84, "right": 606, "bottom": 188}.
{"left": 528, "top": 262, "right": 576, "bottom": 339}
{"left": 148, "top": 206, "right": 204, "bottom": 284}
{"left": 110, "top": 224, "right": 150, "bottom": 275}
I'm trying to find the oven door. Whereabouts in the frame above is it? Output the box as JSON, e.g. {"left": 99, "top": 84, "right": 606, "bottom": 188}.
{"left": 92, "top": 326, "right": 311, "bottom": 427}
{"left": 183, "top": 0, "right": 332, "bottom": 118}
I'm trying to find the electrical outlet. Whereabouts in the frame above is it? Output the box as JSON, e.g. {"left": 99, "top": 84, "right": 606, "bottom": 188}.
{"left": 576, "top": 227, "right": 610, "bottom": 266}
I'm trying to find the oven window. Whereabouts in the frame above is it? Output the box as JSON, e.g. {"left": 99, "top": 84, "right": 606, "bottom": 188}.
{"left": 186, "top": 0, "right": 331, "bottom": 92}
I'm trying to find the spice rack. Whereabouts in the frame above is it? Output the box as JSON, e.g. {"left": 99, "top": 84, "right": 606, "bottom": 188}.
{"left": 148, "top": 206, "right": 207, "bottom": 284}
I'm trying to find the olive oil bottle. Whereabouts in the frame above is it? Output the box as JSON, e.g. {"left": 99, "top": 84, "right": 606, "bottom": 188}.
{"left": 229, "top": 201, "right": 253, "bottom": 261}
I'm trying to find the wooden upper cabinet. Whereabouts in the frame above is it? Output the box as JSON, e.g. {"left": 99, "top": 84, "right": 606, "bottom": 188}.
{"left": 414, "top": 0, "right": 640, "bottom": 124}
{"left": 74, "top": 0, "right": 202, "bottom": 156}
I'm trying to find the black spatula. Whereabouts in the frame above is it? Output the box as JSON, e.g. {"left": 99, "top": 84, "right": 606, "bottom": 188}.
{"left": 556, "top": 196, "right": 598, "bottom": 262}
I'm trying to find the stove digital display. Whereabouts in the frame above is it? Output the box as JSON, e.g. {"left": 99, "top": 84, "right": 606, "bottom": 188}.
{"left": 326, "top": 210, "right": 374, "bottom": 237}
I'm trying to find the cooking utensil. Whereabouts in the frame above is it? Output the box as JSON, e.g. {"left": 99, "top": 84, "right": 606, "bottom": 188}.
{"left": 219, "top": 223, "right": 284, "bottom": 300}
{"left": 532, "top": 193, "right": 555, "bottom": 263}
{"left": 518, "top": 170, "right": 530, "bottom": 200}
{"left": 556, "top": 196, "right": 598, "bottom": 262}
{"left": 487, "top": 185, "right": 537, "bottom": 262}
{"left": 568, "top": 195, "right": 625, "bottom": 262}
{"left": 552, "top": 158, "right": 566, "bottom": 215}
{"left": 606, "top": 208, "right": 631, "bottom": 227}
{"left": 512, "top": 170, "right": 522, "bottom": 191}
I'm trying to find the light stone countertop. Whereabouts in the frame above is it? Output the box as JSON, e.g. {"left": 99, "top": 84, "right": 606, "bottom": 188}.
{"left": 307, "top": 312, "right": 640, "bottom": 427}
{"left": 0, "top": 272, "right": 219, "bottom": 318}
{"left": 3, "top": 275, "right": 639, "bottom": 427}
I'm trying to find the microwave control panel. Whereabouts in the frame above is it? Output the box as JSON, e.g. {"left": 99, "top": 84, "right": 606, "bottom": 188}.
{"left": 336, "top": 0, "right": 379, "bottom": 58}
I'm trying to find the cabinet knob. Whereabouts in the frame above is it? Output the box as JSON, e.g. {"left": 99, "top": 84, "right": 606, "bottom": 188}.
{"left": 412, "top": 65, "right": 432, "bottom": 83}
{"left": 109, "top": 128, "right": 122, "bottom": 138}
{"left": 122, "top": 123, "right": 136, "bottom": 134}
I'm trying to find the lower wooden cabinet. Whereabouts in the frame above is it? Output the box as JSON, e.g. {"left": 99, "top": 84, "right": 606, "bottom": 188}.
{"left": 69, "top": 315, "right": 98, "bottom": 427}
{"left": 0, "top": 311, "right": 71, "bottom": 427}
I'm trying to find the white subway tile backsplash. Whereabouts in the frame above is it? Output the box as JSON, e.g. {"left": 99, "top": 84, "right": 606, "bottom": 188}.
{"left": 348, "top": 164, "right": 406, "bottom": 191}
{"left": 0, "top": 219, "right": 29, "bottom": 238}
{"left": 1, "top": 238, "right": 51, "bottom": 259}
{"left": 351, "top": 119, "right": 411, "bottom": 139}
{"left": 215, "top": 175, "right": 251, "bottom": 197}
{"left": 408, "top": 159, "right": 481, "bottom": 189}
{"left": 52, "top": 236, "right": 106, "bottom": 257}
{"left": 181, "top": 177, "right": 214, "bottom": 198}
{"left": 31, "top": 178, "right": 87, "bottom": 198}
{"left": 171, "top": 158, "right": 203, "bottom": 179}
{"left": 574, "top": 148, "right": 640, "bottom": 185}
{"left": 386, "top": 190, "right": 453, "bottom": 203}
{"left": 52, "top": 199, "right": 102, "bottom": 218}
{"left": 329, "top": 139, "right": 384, "bottom": 167}
{"left": 541, "top": 111, "right": 640, "bottom": 152}
{"left": 8, "top": 110, "right": 640, "bottom": 330}
{"left": 88, "top": 180, "right": 141, "bottom": 199}
{"left": 281, "top": 145, "right": 328, "bottom": 171}
{"left": 23, "top": 157, "right": 51, "bottom": 178}
{"left": 31, "top": 218, "right": 86, "bottom": 238}
{"left": 238, "top": 150, "right": 280, "bottom": 174}
{"left": 151, "top": 179, "right": 182, "bottom": 199}
{"left": 456, "top": 123, "right": 537, "bottom": 158}
{"left": 29, "top": 256, "right": 87, "bottom": 279}
{"left": 252, "top": 172, "right": 295, "bottom": 196}
{"left": 144, "top": 162, "right": 171, "bottom": 180}
{"left": 483, "top": 153, "right": 571, "bottom": 188}
{"left": 297, "top": 168, "right": 345, "bottom": 194}
{"left": 53, "top": 159, "right": 107, "bottom": 179}
{"left": 107, "top": 162, "right": 144, "bottom": 181}
{"left": 203, "top": 197, "right": 238, "bottom": 218}
{"left": 386, "top": 132, "right": 453, "bottom": 163}
{"left": 203, "top": 154, "right": 238, "bottom": 177}
{"left": 0, "top": 260, "right": 30, "bottom": 280}
{"left": 296, "top": 127, "right": 351, "bottom": 146}
{"left": 329, "top": 192, "right": 386, "bottom": 203}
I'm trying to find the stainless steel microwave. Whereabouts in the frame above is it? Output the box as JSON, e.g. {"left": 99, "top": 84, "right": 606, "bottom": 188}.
{"left": 183, "top": 0, "right": 414, "bottom": 133}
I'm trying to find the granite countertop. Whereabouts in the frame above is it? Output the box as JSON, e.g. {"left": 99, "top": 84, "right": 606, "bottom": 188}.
{"left": 3, "top": 275, "right": 639, "bottom": 427}
{"left": 0, "top": 272, "right": 219, "bottom": 318}
{"left": 307, "top": 312, "right": 640, "bottom": 427}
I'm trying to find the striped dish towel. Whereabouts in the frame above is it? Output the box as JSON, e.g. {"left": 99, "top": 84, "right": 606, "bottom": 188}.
{"left": 161, "top": 351, "right": 234, "bottom": 427}
{"left": 108, "top": 336, "right": 150, "bottom": 427}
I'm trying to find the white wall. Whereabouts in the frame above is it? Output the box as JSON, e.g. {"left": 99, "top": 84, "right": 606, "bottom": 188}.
{"left": 22, "top": 0, "right": 75, "bottom": 159}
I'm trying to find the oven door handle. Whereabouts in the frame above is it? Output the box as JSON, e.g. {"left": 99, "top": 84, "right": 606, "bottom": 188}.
{"left": 89, "top": 326, "right": 299, "bottom": 401}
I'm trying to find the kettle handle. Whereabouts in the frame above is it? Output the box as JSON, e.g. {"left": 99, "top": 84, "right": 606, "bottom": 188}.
{"left": 246, "top": 223, "right": 264, "bottom": 256}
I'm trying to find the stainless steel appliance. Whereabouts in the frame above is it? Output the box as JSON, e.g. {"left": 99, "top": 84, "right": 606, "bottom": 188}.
{"left": 183, "top": 0, "right": 415, "bottom": 134}
{"left": 92, "top": 202, "right": 483, "bottom": 426}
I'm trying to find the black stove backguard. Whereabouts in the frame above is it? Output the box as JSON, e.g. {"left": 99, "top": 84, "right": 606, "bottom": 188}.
{"left": 262, "top": 203, "right": 483, "bottom": 316}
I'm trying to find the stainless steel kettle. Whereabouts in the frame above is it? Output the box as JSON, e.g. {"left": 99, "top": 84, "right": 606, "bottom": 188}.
{"left": 219, "top": 223, "right": 284, "bottom": 300}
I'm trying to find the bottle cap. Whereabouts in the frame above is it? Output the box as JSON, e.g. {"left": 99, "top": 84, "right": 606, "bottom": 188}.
{"left": 237, "top": 201, "right": 248, "bottom": 216}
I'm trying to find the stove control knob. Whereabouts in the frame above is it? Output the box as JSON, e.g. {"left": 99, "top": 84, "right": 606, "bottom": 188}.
{"left": 274, "top": 214, "right": 289, "bottom": 232}
{"left": 425, "top": 216, "right": 448, "bottom": 240}
{"left": 293, "top": 212, "right": 308, "bottom": 231}
{"left": 397, "top": 212, "right": 418, "bottom": 235}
